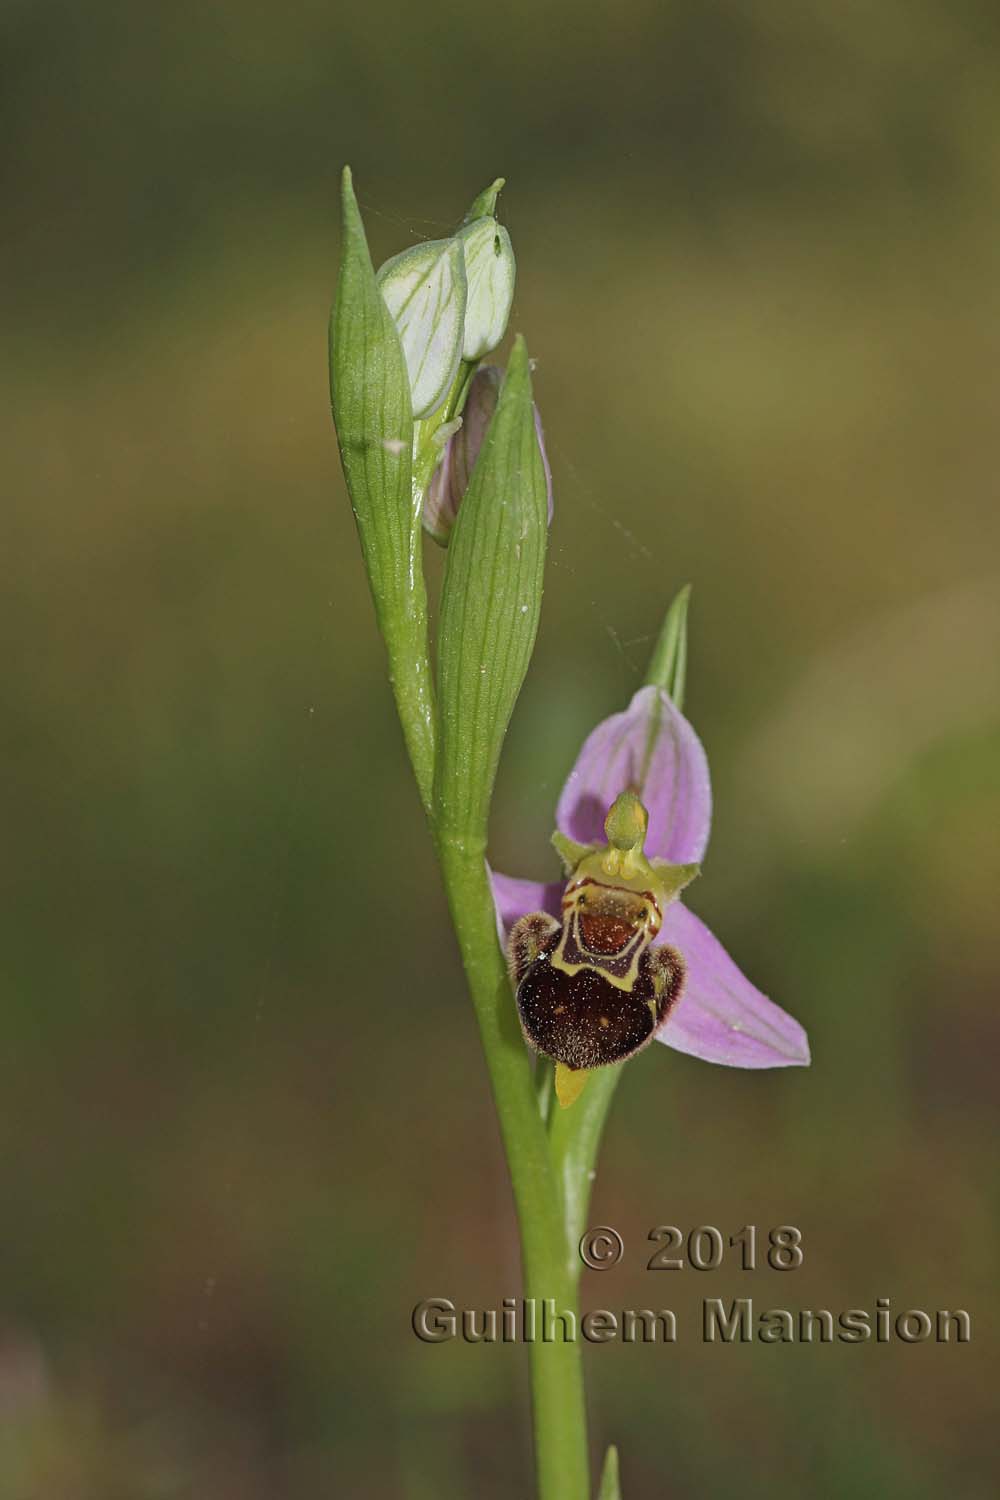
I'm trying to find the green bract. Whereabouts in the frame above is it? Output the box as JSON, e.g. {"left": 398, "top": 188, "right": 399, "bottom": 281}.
{"left": 329, "top": 167, "right": 416, "bottom": 628}
{"left": 644, "top": 581, "right": 691, "bottom": 707}
{"left": 434, "top": 338, "right": 548, "bottom": 844}
{"left": 376, "top": 237, "right": 467, "bottom": 420}
{"left": 598, "top": 1446, "right": 622, "bottom": 1500}
{"left": 329, "top": 167, "right": 436, "bottom": 808}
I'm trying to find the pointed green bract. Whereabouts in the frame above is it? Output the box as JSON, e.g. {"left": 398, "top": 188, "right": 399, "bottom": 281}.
{"left": 645, "top": 582, "right": 691, "bottom": 708}
{"left": 329, "top": 168, "right": 436, "bottom": 809}
{"left": 598, "top": 1444, "right": 622, "bottom": 1500}
{"left": 434, "top": 337, "right": 548, "bottom": 843}
{"left": 329, "top": 167, "right": 417, "bottom": 623}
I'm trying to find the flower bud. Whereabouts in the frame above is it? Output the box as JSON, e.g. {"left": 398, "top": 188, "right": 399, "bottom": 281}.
{"left": 456, "top": 217, "right": 516, "bottom": 360}
{"left": 376, "top": 238, "right": 467, "bottom": 419}
{"left": 423, "top": 365, "right": 553, "bottom": 545}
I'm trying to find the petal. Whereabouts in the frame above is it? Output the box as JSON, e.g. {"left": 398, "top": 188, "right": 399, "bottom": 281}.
{"left": 377, "top": 238, "right": 466, "bottom": 419}
{"left": 457, "top": 218, "right": 516, "bottom": 360}
{"left": 556, "top": 685, "right": 712, "bottom": 863}
{"left": 655, "top": 903, "right": 810, "bottom": 1068}
{"left": 490, "top": 870, "right": 562, "bottom": 941}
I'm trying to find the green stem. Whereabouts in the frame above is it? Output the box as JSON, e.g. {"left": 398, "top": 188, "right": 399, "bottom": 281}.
{"left": 383, "top": 362, "right": 478, "bottom": 816}
{"left": 435, "top": 836, "right": 591, "bottom": 1500}
{"left": 381, "top": 590, "right": 437, "bottom": 816}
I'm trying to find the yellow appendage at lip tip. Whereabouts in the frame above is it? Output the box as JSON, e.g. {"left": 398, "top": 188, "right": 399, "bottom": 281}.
{"left": 555, "top": 1062, "right": 590, "bottom": 1109}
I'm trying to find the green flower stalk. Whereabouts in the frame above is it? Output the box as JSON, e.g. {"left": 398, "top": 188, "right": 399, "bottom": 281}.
{"left": 329, "top": 168, "right": 809, "bottom": 1500}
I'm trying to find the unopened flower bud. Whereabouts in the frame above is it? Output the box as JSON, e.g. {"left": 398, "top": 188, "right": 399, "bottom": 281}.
{"left": 423, "top": 365, "right": 553, "bottom": 545}
{"left": 376, "top": 238, "right": 467, "bottom": 419}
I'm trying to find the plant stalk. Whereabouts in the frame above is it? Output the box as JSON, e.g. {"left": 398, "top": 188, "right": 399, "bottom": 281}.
{"left": 435, "top": 834, "right": 591, "bottom": 1500}
{"left": 381, "top": 591, "right": 437, "bottom": 816}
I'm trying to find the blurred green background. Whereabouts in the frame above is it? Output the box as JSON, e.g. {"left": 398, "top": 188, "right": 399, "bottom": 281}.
{"left": 3, "top": 1, "right": 998, "bottom": 1495}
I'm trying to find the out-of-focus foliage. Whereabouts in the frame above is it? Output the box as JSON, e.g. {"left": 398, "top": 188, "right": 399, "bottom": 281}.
{"left": 2, "top": 1, "right": 998, "bottom": 1495}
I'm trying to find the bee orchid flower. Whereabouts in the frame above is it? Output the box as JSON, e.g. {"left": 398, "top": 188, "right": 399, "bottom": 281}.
{"left": 493, "top": 684, "right": 810, "bottom": 1101}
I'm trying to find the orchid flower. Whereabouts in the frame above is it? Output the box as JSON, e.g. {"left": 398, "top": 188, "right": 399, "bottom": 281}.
{"left": 493, "top": 683, "right": 810, "bottom": 1092}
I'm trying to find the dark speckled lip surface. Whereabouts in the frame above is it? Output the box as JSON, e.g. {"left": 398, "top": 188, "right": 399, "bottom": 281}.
{"left": 516, "top": 931, "right": 684, "bottom": 1070}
